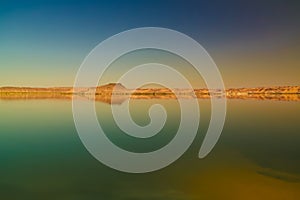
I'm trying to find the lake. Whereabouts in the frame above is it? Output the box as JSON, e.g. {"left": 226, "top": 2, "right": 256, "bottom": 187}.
{"left": 0, "top": 98, "right": 299, "bottom": 199}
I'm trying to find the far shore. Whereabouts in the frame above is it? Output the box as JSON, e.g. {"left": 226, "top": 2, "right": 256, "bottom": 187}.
{"left": 1, "top": 83, "right": 300, "bottom": 103}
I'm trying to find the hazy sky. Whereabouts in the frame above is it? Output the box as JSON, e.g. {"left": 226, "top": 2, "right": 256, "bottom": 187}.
{"left": 0, "top": 0, "right": 299, "bottom": 87}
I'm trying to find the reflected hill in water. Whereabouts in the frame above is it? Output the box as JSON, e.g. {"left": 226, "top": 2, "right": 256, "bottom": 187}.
{"left": 0, "top": 83, "right": 300, "bottom": 104}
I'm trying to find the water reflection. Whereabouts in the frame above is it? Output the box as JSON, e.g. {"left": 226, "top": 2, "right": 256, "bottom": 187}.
{"left": 1, "top": 93, "right": 300, "bottom": 103}
{"left": 0, "top": 97, "right": 299, "bottom": 199}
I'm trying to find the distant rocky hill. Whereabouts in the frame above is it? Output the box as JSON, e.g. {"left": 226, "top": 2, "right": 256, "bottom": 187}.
{"left": 95, "top": 83, "right": 127, "bottom": 94}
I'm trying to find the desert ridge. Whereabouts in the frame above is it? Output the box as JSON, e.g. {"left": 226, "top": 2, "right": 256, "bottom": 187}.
{"left": 0, "top": 83, "right": 300, "bottom": 102}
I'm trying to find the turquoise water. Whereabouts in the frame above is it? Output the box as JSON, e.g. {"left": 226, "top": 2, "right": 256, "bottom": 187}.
{"left": 1, "top": 99, "right": 300, "bottom": 199}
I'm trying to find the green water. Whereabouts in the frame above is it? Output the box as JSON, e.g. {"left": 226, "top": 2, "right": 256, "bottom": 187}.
{"left": 1, "top": 99, "right": 300, "bottom": 199}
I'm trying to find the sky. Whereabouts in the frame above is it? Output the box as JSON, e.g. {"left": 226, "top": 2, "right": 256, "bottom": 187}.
{"left": 0, "top": 0, "right": 299, "bottom": 87}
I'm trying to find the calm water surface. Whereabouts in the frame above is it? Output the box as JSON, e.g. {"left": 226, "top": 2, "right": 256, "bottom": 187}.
{"left": 0, "top": 99, "right": 300, "bottom": 199}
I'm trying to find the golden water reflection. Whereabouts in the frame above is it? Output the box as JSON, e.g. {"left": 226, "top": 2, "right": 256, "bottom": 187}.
{"left": 0, "top": 92, "right": 299, "bottom": 103}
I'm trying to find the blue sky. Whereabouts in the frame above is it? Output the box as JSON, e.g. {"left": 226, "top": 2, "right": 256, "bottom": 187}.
{"left": 1, "top": 0, "right": 299, "bottom": 87}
